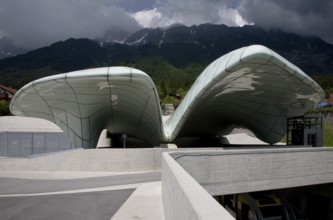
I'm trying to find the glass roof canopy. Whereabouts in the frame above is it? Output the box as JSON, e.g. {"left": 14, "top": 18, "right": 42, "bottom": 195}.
{"left": 10, "top": 45, "right": 324, "bottom": 148}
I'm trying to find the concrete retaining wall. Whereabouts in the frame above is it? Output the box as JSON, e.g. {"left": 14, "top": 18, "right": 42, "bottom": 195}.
{"left": 171, "top": 148, "right": 333, "bottom": 196}
{"left": 0, "top": 148, "right": 169, "bottom": 172}
{"left": 161, "top": 148, "right": 333, "bottom": 220}
{"left": 0, "top": 147, "right": 222, "bottom": 172}
{"left": 162, "top": 153, "right": 234, "bottom": 220}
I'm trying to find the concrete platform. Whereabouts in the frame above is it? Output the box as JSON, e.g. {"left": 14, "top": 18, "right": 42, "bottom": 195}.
{"left": 0, "top": 170, "right": 149, "bottom": 180}
{"left": 112, "top": 182, "right": 165, "bottom": 220}
{"left": 0, "top": 170, "right": 163, "bottom": 220}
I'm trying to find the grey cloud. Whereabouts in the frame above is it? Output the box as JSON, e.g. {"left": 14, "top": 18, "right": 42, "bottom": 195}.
{"left": 0, "top": 0, "right": 141, "bottom": 49}
{"left": 2, "top": 0, "right": 333, "bottom": 49}
{"left": 269, "top": 0, "right": 332, "bottom": 17}
{"left": 153, "top": 0, "right": 333, "bottom": 43}
{"left": 102, "top": 0, "right": 157, "bottom": 12}
{"left": 154, "top": 0, "right": 242, "bottom": 27}
{"left": 238, "top": 0, "right": 333, "bottom": 43}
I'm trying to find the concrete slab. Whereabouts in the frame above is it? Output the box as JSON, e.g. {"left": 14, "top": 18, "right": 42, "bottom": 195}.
{"left": 0, "top": 171, "right": 150, "bottom": 180}
{"left": 112, "top": 181, "right": 165, "bottom": 220}
{"left": 0, "top": 184, "right": 139, "bottom": 198}
{"left": 225, "top": 133, "right": 285, "bottom": 145}
{"left": 0, "top": 188, "right": 134, "bottom": 220}
{"left": 0, "top": 172, "right": 160, "bottom": 195}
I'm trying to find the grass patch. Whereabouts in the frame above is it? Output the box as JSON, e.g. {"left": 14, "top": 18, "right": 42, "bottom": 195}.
{"left": 324, "top": 123, "right": 333, "bottom": 147}
{"left": 307, "top": 107, "right": 333, "bottom": 114}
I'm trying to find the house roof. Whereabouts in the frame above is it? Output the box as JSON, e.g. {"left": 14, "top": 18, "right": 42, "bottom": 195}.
{"left": 0, "top": 85, "right": 17, "bottom": 95}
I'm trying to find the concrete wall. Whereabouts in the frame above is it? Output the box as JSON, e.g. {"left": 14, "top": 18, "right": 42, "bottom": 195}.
{"left": 162, "top": 153, "right": 234, "bottom": 220}
{"left": 0, "top": 147, "right": 222, "bottom": 172}
{"left": 0, "top": 148, "right": 169, "bottom": 172}
{"left": 0, "top": 116, "right": 72, "bottom": 157}
{"left": 161, "top": 148, "right": 333, "bottom": 220}
{"left": 171, "top": 148, "right": 333, "bottom": 196}
{"left": 0, "top": 132, "right": 71, "bottom": 157}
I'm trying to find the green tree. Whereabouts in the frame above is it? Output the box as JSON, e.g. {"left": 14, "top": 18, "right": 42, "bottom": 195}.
{"left": 0, "top": 100, "right": 10, "bottom": 116}
{"left": 161, "top": 95, "right": 182, "bottom": 109}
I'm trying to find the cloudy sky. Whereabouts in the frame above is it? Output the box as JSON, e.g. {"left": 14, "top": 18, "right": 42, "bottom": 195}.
{"left": 0, "top": 0, "right": 332, "bottom": 49}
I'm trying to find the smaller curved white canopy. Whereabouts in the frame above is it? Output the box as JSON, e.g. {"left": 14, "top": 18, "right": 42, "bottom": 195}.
{"left": 10, "top": 67, "right": 164, "bottom": 148}
{"left": 10, "top": 45, "right": 324, "bottom": 148}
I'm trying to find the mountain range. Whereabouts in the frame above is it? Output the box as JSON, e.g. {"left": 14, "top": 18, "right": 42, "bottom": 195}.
{"left": 0, "top": 37, "right": 27, "bottom": 60}
{"left": 1, "top": 24, "right": 333, "bottom": 92}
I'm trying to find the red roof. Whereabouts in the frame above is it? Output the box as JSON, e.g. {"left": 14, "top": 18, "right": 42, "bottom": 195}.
{"left": 0, "top": 85, "right": 17, "bottom": 95}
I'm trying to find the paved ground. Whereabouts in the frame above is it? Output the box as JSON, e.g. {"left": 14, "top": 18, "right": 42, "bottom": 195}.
{"left": 112, "top": 182, "right": 165, "bottom": 220}
{"left": 0, "top": 189, "right": 134, "bottom": 220}
{"left": 0, "top": 171, "right": 162, "bottom": 220}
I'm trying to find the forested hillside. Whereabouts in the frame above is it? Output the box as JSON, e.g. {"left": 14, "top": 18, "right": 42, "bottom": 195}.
{"left": 1, "top": 24, "right": 333, "bottom": 102}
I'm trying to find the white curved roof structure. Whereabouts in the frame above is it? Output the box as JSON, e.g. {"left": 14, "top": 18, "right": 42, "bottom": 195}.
{"left": 10, "top": 45, "right": 324, "bottom": 148}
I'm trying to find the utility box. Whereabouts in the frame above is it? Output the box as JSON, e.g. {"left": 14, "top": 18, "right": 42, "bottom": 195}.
{"left": 287, "top": 116, "right": 323, "bottom": 147}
